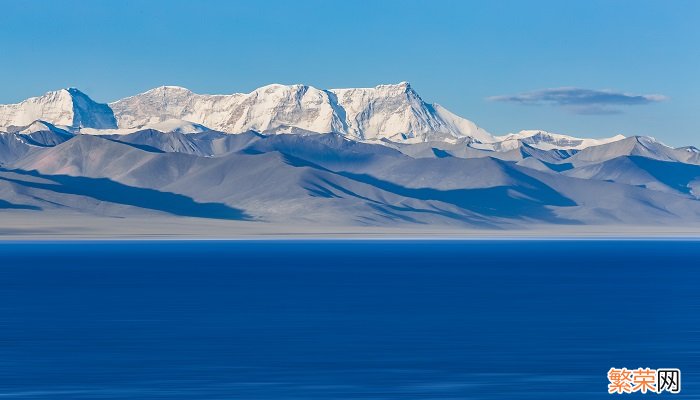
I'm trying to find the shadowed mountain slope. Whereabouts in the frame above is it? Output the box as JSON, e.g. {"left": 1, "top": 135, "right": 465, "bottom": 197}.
{"left": 3, "top": 131, "right": 699, "bottom": 227}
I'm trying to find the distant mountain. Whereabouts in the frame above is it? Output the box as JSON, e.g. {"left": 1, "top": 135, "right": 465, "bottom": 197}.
{"left": 0, "top": 84, "right": 698, "bottom": 231}
{"left": 0, "top": 129, "right": 697, "bottom": 228}
{"left": 565, "top": 155, "right": 700, "bottom": 198}
{"left": 1, "top": 84, "right": 623, "bottom": 150}
{"left": 564, "top": 136, "right": 698, "bottom": 166}
{"left": 0, "top": 88, "right": 117, "bottom": 130}
{"left": 487, "top": 130, "right": 626, "bottom": 151}
{"left": 108, "top": 83, "right": 493, "bottom": 143}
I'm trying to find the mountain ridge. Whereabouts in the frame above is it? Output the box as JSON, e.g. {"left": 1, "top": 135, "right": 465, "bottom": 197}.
{"left": 0, "top": 88, "right": 117, "bottom": 130}
{"left": 2, "top": 84, "right": 699, "bottom": 230}
{"left": 0, "top": 84, "right": 632, "bottom": 151}
{"left": 2, "top": 130, "right": 699, "bottom": 228}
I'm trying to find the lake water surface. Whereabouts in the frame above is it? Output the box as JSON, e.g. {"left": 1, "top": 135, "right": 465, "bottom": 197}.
{"left": 1, "top": 240, "right": 698, "bottom": 399}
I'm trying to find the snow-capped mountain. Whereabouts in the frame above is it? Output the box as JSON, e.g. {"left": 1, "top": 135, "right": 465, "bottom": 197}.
{"left": 0, "top": 88, "right": 117, "bottom": 130}
{"left": 0, "top": 84, "right": 637, "bottom": 151}
{"left": 108, "top": 82, "right": 493, "bottom": 143}
{"left": 485, "top": 130, "right": 626, "bottom": 151}
{"left": 0, "top": 84, "right": 698, "bottom": 229}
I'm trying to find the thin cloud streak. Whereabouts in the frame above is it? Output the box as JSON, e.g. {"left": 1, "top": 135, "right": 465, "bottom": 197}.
{"left": 488, "top": 87, "right": 668, "bottom": 115}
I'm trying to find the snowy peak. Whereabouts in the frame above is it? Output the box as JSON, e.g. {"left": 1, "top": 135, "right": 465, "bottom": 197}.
{"left": 110, "top": 83, "right": 343, "bottom": 135}
{"left": 485, "top": 130, "right": 626, "bottom": 151}
{"left": 150, "top": 85, "right": 192, "bottom": 92}
{"left": 0, "top": 88, "right": 117, "bottom": 130}
{"left": 0, "top": 89, "right": 74, "bottom": 129}
{"left": 109, "top": 82, "right": 494, "bottom": 143}
{"left": 9, "top": 120, "right": 69, "bottom": 135}
{"left": 328, "top": 82, "right": 490, "bottom": 142}
{"left": 0, "top": 85, "right": 680, "bottom": 153}
{"left": 65, "top": 88, "right": 118, "bottom": 130}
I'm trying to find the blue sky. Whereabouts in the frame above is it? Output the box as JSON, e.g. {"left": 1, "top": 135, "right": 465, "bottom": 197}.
{"left": 1, "top": 0, "right": 697, "bottom": 144}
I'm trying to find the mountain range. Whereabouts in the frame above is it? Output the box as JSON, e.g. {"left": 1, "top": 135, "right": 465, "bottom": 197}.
{"left": 1, "top": 83, "right": 699, "bottom": 233}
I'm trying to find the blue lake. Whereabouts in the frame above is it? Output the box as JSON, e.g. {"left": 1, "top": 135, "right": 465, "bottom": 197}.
{"left": 0, "top": 240, "right": 698, "bottom": 399}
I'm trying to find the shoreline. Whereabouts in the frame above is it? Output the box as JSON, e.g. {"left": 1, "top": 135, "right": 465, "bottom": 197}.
{"left": 2, "top": 211, "right": 700, "bottom": 241}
